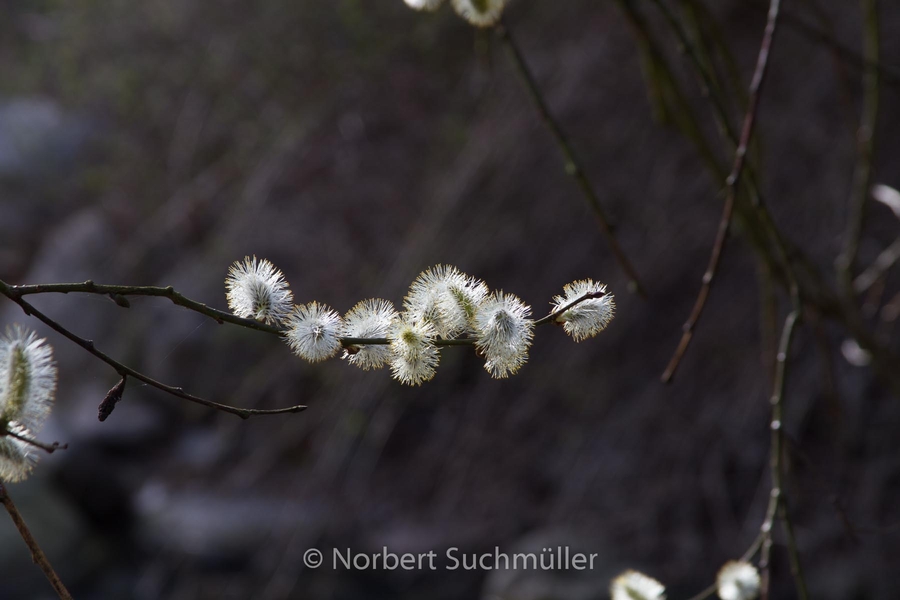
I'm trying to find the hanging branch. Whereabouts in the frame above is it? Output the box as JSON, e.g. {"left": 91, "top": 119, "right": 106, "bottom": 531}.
{"left": 496, "top": 19, "right": 647, "bottom": 298}
{"left": 661, "top": 0, "right": 783, "bottom": 383}
{"left": 836, "top": 0, "right": 880, "bottom": 295}
{"left": 0, "top": 482, "right": 73, "bottom": 600}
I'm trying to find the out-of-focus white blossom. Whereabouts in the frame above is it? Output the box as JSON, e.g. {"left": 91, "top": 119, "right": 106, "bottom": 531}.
{"left": 0, "top": 326, "right": 57, "bottom": 482}
{"left": 717, "top": 561, "right": 760, "bottom": 600}
{"left": 474, "top": 291, "right": 533, "bottom": 378}
{"left": 225, "top": 256, "right": 293, "bottom": 325}
{"left": 451, "top": 0, "right": 508, "bottom": 27}
{"left": 551, "top": 279, "right": 615, "bottom": 342}
{"left": 404, "top": 0, "right": 445, "bottom": 10}
{"left": 610, "top": 570, "right": 666, "bottom": 600}
{"left": 388, "top": 314, "right": 440, "bottom": 385}
{"left": 285, "top": 302, "right": 343, "bottom": 363}
{"left": 404, "top": 265, "right": 488, "bottom": 338}
{"left": 341, "top": 299, "right": 398, "bottom": 370}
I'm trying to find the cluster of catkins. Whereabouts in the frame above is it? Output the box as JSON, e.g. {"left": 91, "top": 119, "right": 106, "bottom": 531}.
{"left": 0, "top": 326, "right": 57, "bottom": 482}
{"left": 404, "top": 0, "right": 509, "bottom": 28}
{"left": 225, "top": 257, "right": 615, "bottom": 386}
{"left": 611, "top": 562, "right": 762, "bottom": 600}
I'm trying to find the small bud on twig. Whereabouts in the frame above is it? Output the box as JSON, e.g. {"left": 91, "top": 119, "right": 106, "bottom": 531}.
{"left": 98, "top": 376, "right": 127, "bottom": 422}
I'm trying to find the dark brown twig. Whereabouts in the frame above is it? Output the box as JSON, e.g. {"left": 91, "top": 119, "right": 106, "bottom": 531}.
{"left": 0, "top": 428, "right": 67, "bottom": 454}
{"left": 496, "top": 19, "right": 646, "bottom": 298}
{"left": 0, "top": 482, "right": 73, "bottom": 600}
{"left": 0, "top": 280, "right": 306, "bottom": 419}
{"left": 661, "top": 0, "right": 783, "bottom": 383}
{"left": 7, "top": 280, "right": 281, "bottom": 335}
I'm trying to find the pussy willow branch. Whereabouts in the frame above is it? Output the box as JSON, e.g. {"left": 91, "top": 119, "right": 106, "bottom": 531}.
{"left": 5, "top": 280, "right": 602, "bottom": 342}
{"left": 495, "top": 19, "right": 647, "bottom": 298}
{"left": 661, "top": 0, "right": 782, "bottom": 383}
{"left": 0, "top": 279, "right": 307, "bottom": 419}
{"left": 1, "top": 278, "right": 600, "bottom": 415}
{"left": 0, "top": 482, "right": 73, "bottom": 600}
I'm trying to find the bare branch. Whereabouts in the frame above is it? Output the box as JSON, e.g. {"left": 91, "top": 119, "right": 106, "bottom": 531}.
{"left": 662, "top": 0, "right": 783, "bottom": 383}
{"left": 0, "top": 483, "right": 73, "bottom": 600}
{"left": 496, "top": 19, "right": 646, "bottom": 298}
{"left": 0, "top": 279, "right": 307, "bottom": 419}
{"left": 0, "top": 428, "right": 67, "bottom": 454}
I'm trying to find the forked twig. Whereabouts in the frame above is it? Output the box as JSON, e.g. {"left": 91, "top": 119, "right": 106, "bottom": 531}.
{"left": 0, "top": 279, "right": 307, "bottom": 419}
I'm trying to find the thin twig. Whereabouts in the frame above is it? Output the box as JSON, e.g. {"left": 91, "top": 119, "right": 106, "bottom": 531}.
{"left": 8, "top": 280, "right": 281, "bottom": 335}
{"left": 0, "top": 280, "right": 306, "bottom": 419}
{"left": 533, "top": 290, "right": 608, "bottom": 326}
{"left": 616, "top": 0, "right": 725, "bottom": 178}
{"left": 0, "top": 482, "right": 74, "bottom": 600}
{"left": 836, "top": 0, "right": 880, "bottom": 294}
{"left": 496, "top": 19, "right": 647, "bottom": 298}
{"left": 853, "top": 238, "right": 900, "bottom": 294}
{"left": 661, "top": 0, "right": 783, "bottom": 383}
{"left": 779, "top": 497, "right": 811, "bottom": 600}
{"left": 779, "top": 9, "right": 900, "bottom": 87}
{"left": 768, "top": 309, "right": 809, "bottom": 600}
{"left": 649, "top": 0, "right": 801, "bottom": 311}
{"left": 0, "top": 428, "right": 68, "bottom": 454}
{"left": 5, "top": 279, "right": 603, "bottom": 344}
{"left": 683, "top": 497, "right": 771, "bottom": 600}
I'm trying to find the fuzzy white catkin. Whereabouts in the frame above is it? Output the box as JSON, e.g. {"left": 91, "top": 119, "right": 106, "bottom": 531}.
{"left": 551, "top": 279, "right": 615, "bottom": 342}
{"left": 717, "top": 561, "right": 761, "bottom": 600}
{"left": 225, "top": 256, "right": 293, "bottom": 325}
{"left": 0, "top": 326, "right": 57, "bottom": 482}
{"left": 387, "top": 314, "right": 440, "bottom": 385}
{"left": 341, "top": 299, "right": 398, "bottom": 371}
{"left": 451, "top": 0, "right": 508, "bottom": 27}
{"left": 285, "top": 302, "right": 343, "bottom": 363}
{"left": 474, "top": 291, "right": 534, "bottom": 378}
{"left": 610, "top": 570, "right": 666, "bottom": 600}
{"left": 404, "top": 265, "right": 489, "bottom": 339}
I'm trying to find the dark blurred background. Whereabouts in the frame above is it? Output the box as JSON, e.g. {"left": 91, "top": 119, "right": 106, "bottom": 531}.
{"left": 1, "top": 0, "right": 899, "bottom": 598}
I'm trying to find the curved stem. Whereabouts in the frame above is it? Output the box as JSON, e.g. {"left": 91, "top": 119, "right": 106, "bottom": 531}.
{"left": 837, "top": 0, "right": 879, "bottom": 293}
{"left": 8, "top": 281, "right": 281, "bottom": 334}
{"left": 661, "top": 0, "right": 783, "bottom": 383}
{"left": 0, "top": 280, "right": 306, "bottom": 419}
{"left": 496, "top": 19, "right": 646, "bottom": 298}
{"left": 0, "top": 427, "right": 67, "bottom": 454}
{"left": 0, "top": 482, "right": 73, "bottom": 600}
